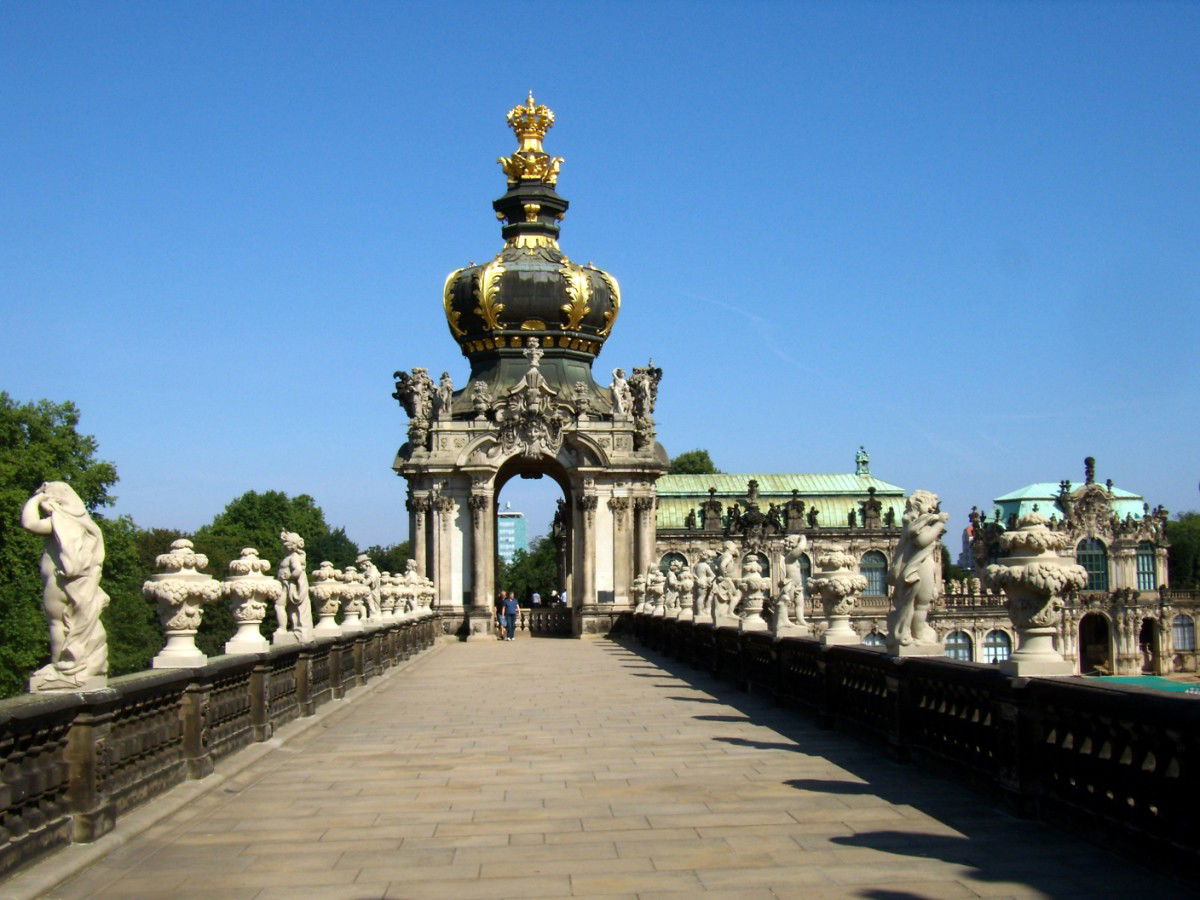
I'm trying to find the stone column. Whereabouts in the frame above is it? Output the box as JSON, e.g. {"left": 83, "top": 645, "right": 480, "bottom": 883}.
{"left": 409, "top": 493, "right": 430, "bottom": 578}
{"left": 433, "top": 494, "right": 456, "bottom": 608}
{"left": 466, "top": 486, "right": 494, "bottom": 640}
{"left": 609, "top": 497, "right": 632, "bottom": 605}
{"left": 577, "top": 492, "right": 598, "bottom": 606}
{"left": 634, "top": 496, "right": 656, "bottom": 577}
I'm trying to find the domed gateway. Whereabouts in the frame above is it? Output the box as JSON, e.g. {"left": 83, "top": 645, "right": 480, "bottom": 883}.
{"left": 393, "top": 95, "right": 669, "bottom": 638}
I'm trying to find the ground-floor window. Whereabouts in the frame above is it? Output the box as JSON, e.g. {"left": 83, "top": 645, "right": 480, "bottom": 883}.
{"left": 983, "top": 629, "right": 1012, "bottom": 663}
{"left": 944, "top": 630, "right": 973, "bottom": 661}
{"left": 1173, "top": 614, "right": 1196, "bottom": 652}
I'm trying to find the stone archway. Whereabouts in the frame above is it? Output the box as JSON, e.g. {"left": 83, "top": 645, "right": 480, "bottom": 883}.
{"left": 391, "top": 95, "right": 669, "bottom": 638}
{"left": 1078, "top": 613, "right": 1112, "bottom": 675}
{"left": 1138, "top": 617, "right": 1161, "bottom": 675}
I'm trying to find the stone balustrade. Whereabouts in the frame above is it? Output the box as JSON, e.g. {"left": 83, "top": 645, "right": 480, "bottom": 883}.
{"left": 0, "top": 617, "right": 435, "bottom": 879}
{"left": 631, "top": 610, "right": 1200, "bottom": 872}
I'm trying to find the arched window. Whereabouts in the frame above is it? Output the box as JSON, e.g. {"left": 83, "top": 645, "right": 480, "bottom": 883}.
{"left": 798, "top": 553, "right": 812, "bottom": 587}
{"left": 1136, "top": 542, "right": 1157, "bottom": 591}
{"left": 944, "top": 630, "right": 973, "bottom": 661}
{"left": 743, "top": 552, "right": 770, "bottom": 579}
{"left": 659, "top": 552, "right": 687, "bottom": 573}
{"left": 862, "top": 632, "right": 885, "bottom": 647}
{"left": 1075, "top": 539, "right": 1109, "bottom": 592}
{"left": 860, "top": 551, "right": 887, "bottom": 596}
{"left": 983, "top": 630, "right": 1012, "bottom": 664}
{"left": 1173, "top": 615, "right": 1196, "bottom": 652}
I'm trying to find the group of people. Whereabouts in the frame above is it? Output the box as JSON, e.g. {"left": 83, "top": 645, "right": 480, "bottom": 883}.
{"left": 494, "top": 588, "right": 569, "bottom": 639}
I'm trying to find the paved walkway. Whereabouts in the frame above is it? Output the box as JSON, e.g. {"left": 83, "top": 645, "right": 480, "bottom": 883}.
{"left": 45, "top": 638, "right": 1187, "bottom": 899}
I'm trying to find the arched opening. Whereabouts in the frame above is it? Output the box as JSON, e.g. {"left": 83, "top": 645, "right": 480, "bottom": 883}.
{"left": 1138, "top": 618, "right": 1160, "bottom": 674}
{"left": 743, "top": 552, "right": 770, "bottom": 579}
{"left": 659, "top": 551, "right": 688, "bottom": 573}
{"left": 1136, "top": 541, "right": 1157, "bottom": 591}
{"left": 944, "top": 630, "right": 973, "bottom": 661}
{"left": 1076, "top": 538, "right": 1109, "bottom": 592}
{"left": 493, "top": 455, "right": 571, "bottom": 637}
{"left": 860, "top": 551, "right": 887, "bottom": 596}
{"left": 1079, "top": 613, "right": 1112, "bottom": 675}
{"left": 983, "top": 629, "right": 1012, "bottom": 664}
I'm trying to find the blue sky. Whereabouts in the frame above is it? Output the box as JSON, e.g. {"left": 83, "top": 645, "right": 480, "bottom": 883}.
{"left": 3, "top": 2, "right": 1197, "bottom": 549}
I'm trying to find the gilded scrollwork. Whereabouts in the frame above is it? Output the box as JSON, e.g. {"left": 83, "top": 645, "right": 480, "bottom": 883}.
{"left": 598, "top": 270, "right": 620, "bottom": 338}
{"left": 473, "top": 259, "right": 507, "bottom": 331}
{"left": 561, "top": 265, "right": 592, "bottom": 331}
{"left": 442, "top": 268, "right": 466, "bottom": 338}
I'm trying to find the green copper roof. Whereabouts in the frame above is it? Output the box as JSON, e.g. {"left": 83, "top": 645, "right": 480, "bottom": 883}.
{"left": 656, "top": 473, "right": 907, "bottom": 530}
{"left": 992, "top": 482, "right": 1146, "bottom": 523}
{"left": 657, "top": 473, "right": 905, "bottom": 496}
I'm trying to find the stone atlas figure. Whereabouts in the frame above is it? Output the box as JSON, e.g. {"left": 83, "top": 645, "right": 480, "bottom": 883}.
{"left": 276, "top": 531, "right": 314, "bottom": 642}
{"left": 20, "top": 481, "right": 109, "bottom": 690}
{"left": 886, "top": 490, "right": 950, "bottom": 652}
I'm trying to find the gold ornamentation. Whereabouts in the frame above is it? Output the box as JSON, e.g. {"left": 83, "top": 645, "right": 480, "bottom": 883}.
{"left": 473, "top": 259, "right": 506, "bottom": 332}
{"left": 523, "top": 203, "right": 541, "bottom": 223}
{"left": 505, "top": 233, "right": 559, "bottom": 250}
{"left": 597, "top": 270, "right": 620, "bottom": 338}
{"left": 497, "top": 93, "right": 565, "bottom": 186}
{"left": 561, "top": 265, "right": 592, "bottom": 331}
{"left": 442, "top": 268, "right": 466, "bottom": 338}
{"left": 520, "top": 319, "right": 546, "bottom": 331}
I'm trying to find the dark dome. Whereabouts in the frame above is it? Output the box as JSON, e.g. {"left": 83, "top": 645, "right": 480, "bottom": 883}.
{"left": 439, "top": 94, "right": 620, "bottom": 364}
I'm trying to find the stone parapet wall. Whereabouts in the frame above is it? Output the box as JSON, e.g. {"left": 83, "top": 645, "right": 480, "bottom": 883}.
{"left": 632, "top": 612, "right": 1200, "bottom": 874}
{"left": 0, "top": 617, "right": 436, "bottom": 880}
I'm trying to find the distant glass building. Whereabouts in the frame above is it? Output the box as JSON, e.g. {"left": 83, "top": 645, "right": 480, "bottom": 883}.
{"left": 496, "top": 505, "right": 528, "bottom": 564}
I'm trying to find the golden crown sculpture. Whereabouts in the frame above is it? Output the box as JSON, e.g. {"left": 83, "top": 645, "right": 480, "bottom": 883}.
{"left": 498, "top": 92, "right": 564, "bottom": 186}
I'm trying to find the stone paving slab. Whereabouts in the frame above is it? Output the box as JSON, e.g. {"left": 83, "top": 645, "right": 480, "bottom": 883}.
{"left": 38, "top": 636, "right": 1193, "bottom": 899}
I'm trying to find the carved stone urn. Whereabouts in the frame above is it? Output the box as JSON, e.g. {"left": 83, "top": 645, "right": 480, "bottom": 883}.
{"left": 807, "top": 547, "right": 867, "bottom": 646}
{"left": 986, "top": 512, "right": 1087, "bottom": 676}
{"left": 378, "top": 572, "right": 399, "bottom": 621}
{"left": 418, "top": 575, "right": 436, "bottom": 614}
{"left": 646, "top": 570, "right": 666, "bottom": 616}
{"left": 310, "top": 561, "right": 344, "bottom": 638}
{"left": 340, "top": 567, "right": 368, "bottom": 636}
{"left": 736, "top": 555, "right": 770, "bottom": 633}
{"left": 223, "top": 547, "right": 283, "bottom": 655}
{"left": 631, "top": 574, "right": 647, "bottom": 614}
{"left": 144, "top": 539, "right": 222, "bottom": 668}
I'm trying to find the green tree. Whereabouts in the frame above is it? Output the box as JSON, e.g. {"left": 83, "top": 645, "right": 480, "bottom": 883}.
{"left": 1167, "top": 512, "right": 1200, "bottom": 589}
{"left": 191, "top": 490, "right": 359, "bottom": 655}
{"left": 0, "top": 394, "right": 156, "bottom": 697}
{"left": 363, "top": 541, "right": 412, "bottom": 575}
{"left": 669, "top": 449, "right": 720, "bottom": 475}
{"left": 941, "top": 545, "right": 973, "bottom": 584}
{"left": 498, "top": 537, "right": 557, "bottom": 603}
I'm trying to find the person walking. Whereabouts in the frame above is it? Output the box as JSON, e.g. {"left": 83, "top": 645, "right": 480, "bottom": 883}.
{"left": 495, "top": 590, "right": 506, "bottom": 638}
{"left": 503, "top": 591, "right": 518, "bottom": 641}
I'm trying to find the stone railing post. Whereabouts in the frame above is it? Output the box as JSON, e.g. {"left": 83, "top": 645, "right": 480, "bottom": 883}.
{"left": 181, "top": 681, "right": 213, "bottom": 779}
{"left": 65, "top": 704, "right": 114, "bottom": 842}
{"left": 250, "top": 657, "right": 271, "bottom": 742}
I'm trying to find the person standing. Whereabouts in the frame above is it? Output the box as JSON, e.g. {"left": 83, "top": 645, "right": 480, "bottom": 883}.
{"left": 532, "top": 590, "right": 541, "bottom": 607}
{"left": 503, "top": 591, "right": 518, "bottom": 641}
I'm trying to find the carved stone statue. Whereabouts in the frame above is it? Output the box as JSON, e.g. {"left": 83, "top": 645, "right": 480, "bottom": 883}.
{"left": 775, "top": 533, "right": 810, "bottom": 635}
{"left": 392, "top": 367, "right": 436, "bottom": 446}
{"left": 275, "top": 531, "right": 314, "bottom": 643}
{"left": 862, "top": 486, "right": 882, "bottom": 529}
{"left": 806, "top": 506, "right": 820, "bottom": 528}
{"left": 20, "top": 482, "right": 109, "bottom": 691}
{"left": 855, "top": 445, "right": 870, "bottom": 476}
{"left": 356, "top": 553, "right": 382, "bottom": 620}
{"left": 610, "top": 368, "right": 632, "bottom": 416}
{"left": 437, "top": 371, "right": 454, "bottom": 418}
{"left": 885, "top": 490, "right": 949, "bottom": 656}
{"left": 692, "top": 555, "right": 716, "bottom": 621}
{"left": 627, "top": 361, "right": 662, "bottom": 448}
{"left": 645, "top": 566, "right": 666, "bottom": 614}
{"left": 664, "top": 559, "right": 684, "bottom": 611}
{"left": 711, "top": 540, "right": 741, "bottom": 622}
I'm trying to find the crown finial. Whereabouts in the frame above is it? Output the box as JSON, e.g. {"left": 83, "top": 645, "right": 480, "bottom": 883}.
{"left": 498, "top": 93, "right": 564, "bottom": 186}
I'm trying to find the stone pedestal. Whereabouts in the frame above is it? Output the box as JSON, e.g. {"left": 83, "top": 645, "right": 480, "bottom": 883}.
{"left": 465, "top": 609, "right": 495, "bottom": 641}
{"left": 886, "top": 639, "right": 945, "bottom": 657}
{"left": 30, "top": 672, "right": 106, "bottom": 692}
